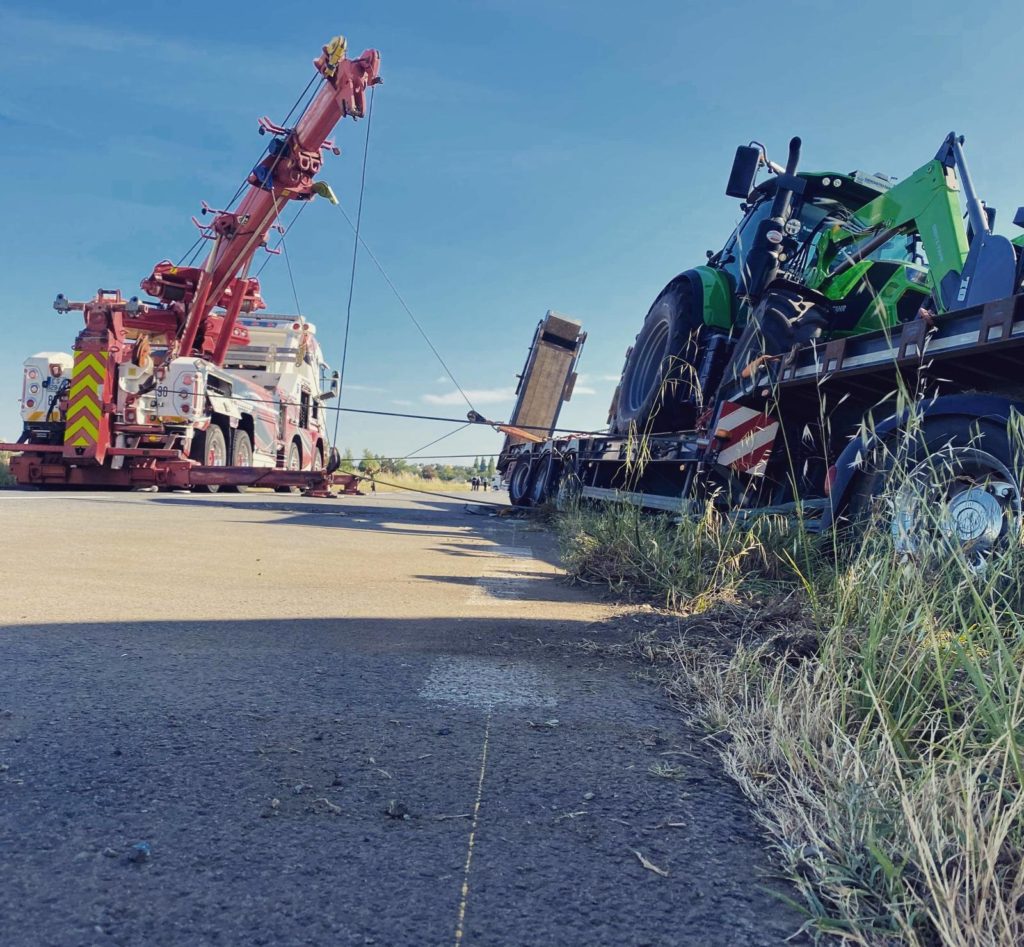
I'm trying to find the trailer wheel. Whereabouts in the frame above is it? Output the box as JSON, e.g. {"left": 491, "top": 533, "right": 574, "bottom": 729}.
{"left": 508, "top": 459, "right": 533, "bottom": 507}
{"left": 556, "top": 450, "right": 582, "bottom": 509}
{"left": 849, "top": 418, "right": 1022, "bottom": 568}
{"left": 224, "top": 430, "right": 253, "bottom": 493}
{"left": 276, "top": 440, "right": 303, "bottom": 495}
{"left": 611, "top": 277, "right": 703, "bottom": 435}
{"left": 528, "top": 449, "right": 561, "bottom": 506}
{"left": 193, "top": 425, "right": 227, "bottom": 494}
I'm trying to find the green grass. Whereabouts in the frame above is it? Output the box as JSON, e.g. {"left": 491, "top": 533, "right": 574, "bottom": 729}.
{"left": 557, "top": 497, "right": 1024, "bottom": 945}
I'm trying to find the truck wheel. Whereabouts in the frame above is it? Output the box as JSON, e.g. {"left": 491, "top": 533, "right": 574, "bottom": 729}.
{"left": 224, "top": 430, "right": 253, "bottom": 493}
{"left": 508, "top": 459, "right": 533, "bottom": 507}
{"left": 193, "top": 425, "right": 227, "bottom": 494}
{"left": 276, "top": 440, "right": 303, "bottom": 495}
{"left": 612, "top": 276, "right": 704, "bottom": 435}
{"left": 849, "top": 418, "right": 1022, "bottom": 568}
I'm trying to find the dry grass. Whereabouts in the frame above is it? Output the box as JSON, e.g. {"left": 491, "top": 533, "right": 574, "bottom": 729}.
{"left": 558, "top": 497, "right": 1024, "bottom": 945}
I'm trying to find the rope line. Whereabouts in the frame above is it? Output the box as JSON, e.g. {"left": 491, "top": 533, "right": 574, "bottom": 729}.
{"left": 178, "top": 73, "right": 324, "bottom": 268}
{"left": 169, "top": 387, "right": 609, "bottom": 436}
{"left": 334, "top": 202, "right": 477, "bottom": 415}
{"left": 334, "top": 83, "right": 376, "bottom": 445}
{"left": 359, "top": 478, "right": 509, "bottom": 507}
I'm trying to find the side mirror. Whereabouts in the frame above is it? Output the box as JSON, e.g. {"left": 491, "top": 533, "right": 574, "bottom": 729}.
{"left": 321, "top": 370, "right": 340, "bottom": 401}
{"left": 726, "top": 145, "right": 761, "bottom": 199}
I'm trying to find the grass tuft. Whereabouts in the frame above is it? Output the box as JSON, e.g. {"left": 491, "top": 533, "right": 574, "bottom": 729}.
{"left": 557, "top": 495, "right": 1024, "bottom": 944}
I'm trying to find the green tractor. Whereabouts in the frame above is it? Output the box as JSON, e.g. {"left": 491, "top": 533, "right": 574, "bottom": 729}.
{"left": 609, "top": 133, "right": 1023, "bottom": 436}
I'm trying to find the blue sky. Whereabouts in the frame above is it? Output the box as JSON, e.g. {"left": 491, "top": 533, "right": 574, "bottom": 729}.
{"left": 2, "top": 0, "right": 1022, "bottom": 460}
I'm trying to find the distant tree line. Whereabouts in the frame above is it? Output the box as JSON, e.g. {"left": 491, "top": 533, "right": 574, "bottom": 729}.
{"left": 338, "top": 449, "right": 496, "bottom": 483}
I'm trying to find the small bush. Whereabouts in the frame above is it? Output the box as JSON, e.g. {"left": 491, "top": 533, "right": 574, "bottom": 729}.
{"left": 0, "top": 451, "right": 15, "bottom": 488}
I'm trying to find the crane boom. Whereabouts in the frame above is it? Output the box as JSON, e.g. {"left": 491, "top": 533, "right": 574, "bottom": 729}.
{"left": 140, "top": 36, "right": 381, "bottom": 363}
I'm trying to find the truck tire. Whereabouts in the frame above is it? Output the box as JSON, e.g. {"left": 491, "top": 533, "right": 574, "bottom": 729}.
{"left": 193, "top": 424, "right": 227, "bottom": 494}
{"left": 847, "top": 417, "right": 1022, "bottom": 567}
{"left": 508, "top": 458, "right": 533, "bottom": 507}
{"left": 223, "top": 430, "right": 253, "bottom": 494}
{"left": 612, "top": 276, "right": 704, "bottom": 435}
{"left": 276, "top": 440, "right": 303, "bottom": 495}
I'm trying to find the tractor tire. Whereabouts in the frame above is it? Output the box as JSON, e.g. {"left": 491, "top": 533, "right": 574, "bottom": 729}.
{"left": 611, "top": 276, "right": 704, "bottom": 435}
{"left": 508, "top": 458, "right": 533, "bottom": 507}
{"left": 193, "top": 425, "right": 227, "bottom": 494}
{"left": 276, "top": 440, "right": 303, "bottom": 495}
{"left": 846, "top": 416, "right": 1022, "bottom": 567}
{"left": 224, "top": 430, "right": 253, "bottom": 493}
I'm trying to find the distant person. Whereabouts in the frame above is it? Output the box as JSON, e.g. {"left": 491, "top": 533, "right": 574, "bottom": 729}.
{"left": 471, "top": 476, "right": 479, "bottom": 491}
{"left": 481, "top": 478, "right": 488, "bottom": 492}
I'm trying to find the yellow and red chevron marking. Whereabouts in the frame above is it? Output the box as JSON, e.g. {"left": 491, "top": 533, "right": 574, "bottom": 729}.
{"left": 64, "top": 351, "right": 106, "bottom": 448}
{"left": 714, "top": 400, "right": 779, "bottom": 476}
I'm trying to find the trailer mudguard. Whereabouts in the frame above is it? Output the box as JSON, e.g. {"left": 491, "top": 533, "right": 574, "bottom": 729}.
{"left": 823, "top": 392, "right": 1024, "bottom": 530}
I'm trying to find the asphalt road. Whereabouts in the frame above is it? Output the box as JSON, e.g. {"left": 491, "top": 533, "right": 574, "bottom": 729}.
{"left": 0, "top": 490, "right": 804, "bottom": 946}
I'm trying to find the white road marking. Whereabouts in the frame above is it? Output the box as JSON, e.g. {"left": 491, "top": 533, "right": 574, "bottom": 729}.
{"left": 467, "top": 544, "right": 535, "bottom": 605}
{"left": 419, "top": 656, "right": 556, "bottom": 710}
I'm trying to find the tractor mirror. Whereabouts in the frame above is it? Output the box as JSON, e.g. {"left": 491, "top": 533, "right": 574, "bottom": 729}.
{"left": 726, "top": 145, "right": 761, "bottom": 199}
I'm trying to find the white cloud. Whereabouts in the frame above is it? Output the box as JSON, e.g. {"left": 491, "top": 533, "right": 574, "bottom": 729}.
{"left": 391, "top": 398, "right": 414, "bottom": 407}
{"left": 423, "top": 387, "right": 515, "bottom": 406}
{"left": 344, "top": 383, "right": 387, "bottom": 393}
{"left": 573, "top": 385, "right": 597, "bottom": 396}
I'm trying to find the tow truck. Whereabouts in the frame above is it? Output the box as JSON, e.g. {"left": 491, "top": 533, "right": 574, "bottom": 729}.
{"left": 3, "top": 35, "right": 381, "bottom": 493}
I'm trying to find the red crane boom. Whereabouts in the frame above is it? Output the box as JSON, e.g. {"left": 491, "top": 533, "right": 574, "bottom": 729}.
{"left": 140, "top": 36, "right": 381, "bottom": 364}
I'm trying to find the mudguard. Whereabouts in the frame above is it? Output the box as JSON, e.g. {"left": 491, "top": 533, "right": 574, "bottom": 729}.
{"left": 823, "top": 392, "right": 1024, "bottom": 530}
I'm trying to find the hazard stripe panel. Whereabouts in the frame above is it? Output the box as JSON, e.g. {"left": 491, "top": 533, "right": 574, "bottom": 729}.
{"left": 715, "top": 400, "right": 779, "bottom": 476}
{"left": 64, "top": 350, "right": 106, "bottom": 448}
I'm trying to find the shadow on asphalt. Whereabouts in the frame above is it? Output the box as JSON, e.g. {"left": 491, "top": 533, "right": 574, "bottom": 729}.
{"left": 145, "top": 493, "right": 565, "bottom": 567}
{"left": 0, "top": 613, "right": 808, "bottom": 946}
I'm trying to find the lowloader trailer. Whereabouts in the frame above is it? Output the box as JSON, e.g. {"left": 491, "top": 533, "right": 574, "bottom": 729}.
{"left": 2, "top": 34, "right": 381, "bottom": 494}
{"left": 500, "top": 135, "right": 1024, "bottom": 560}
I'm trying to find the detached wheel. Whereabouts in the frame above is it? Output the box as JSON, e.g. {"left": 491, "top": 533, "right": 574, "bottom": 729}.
{"left": 612, "top": 276, "right": 704, "bottom": 435}
{"left": 850, "top": 418, "right": 1022, "bottom": 568}
{"left": 193, "top": 425, "right": 227, "bottom": 494}
{"left": 276, "top": 440, "right": 303, "bottom": 495}
{"left": 508, "top": 458, "right": 533, "bottom": 507}
{"left": 224, "top": 430, "right": 253, "bottom": 494}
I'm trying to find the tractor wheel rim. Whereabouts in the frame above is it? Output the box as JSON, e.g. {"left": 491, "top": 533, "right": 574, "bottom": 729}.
{"left": 890, "top": 448, "right": 1020, "bottom": 566}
